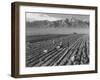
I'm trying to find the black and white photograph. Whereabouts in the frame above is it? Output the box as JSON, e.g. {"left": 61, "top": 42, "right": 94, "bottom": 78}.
{"left": 11, "top": 2, "right": 97, "bottom": 78}
{"left": 26, "top": 12, "right": 90, "bottom": 67}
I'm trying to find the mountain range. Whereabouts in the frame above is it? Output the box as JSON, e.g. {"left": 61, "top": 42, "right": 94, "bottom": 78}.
{"left": 26, "top": 18, "right": 89, "bottom": 28}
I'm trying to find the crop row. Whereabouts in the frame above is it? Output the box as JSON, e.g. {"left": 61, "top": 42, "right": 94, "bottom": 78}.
{"left": 26, "top": 34, "right": 89, "bottom": 67}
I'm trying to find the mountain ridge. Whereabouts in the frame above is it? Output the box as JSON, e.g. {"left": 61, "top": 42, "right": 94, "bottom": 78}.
{"left": 26, "top": 18, "right": 89, "bottom": 28}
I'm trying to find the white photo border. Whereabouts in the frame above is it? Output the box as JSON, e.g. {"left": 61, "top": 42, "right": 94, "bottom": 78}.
{"left": 18, "top": 4, "right": 97, "bottom": 75}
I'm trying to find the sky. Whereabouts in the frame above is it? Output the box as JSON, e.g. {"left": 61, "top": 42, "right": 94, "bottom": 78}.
{"left": 26, "top": 12, "right": 89, "bottom": 22}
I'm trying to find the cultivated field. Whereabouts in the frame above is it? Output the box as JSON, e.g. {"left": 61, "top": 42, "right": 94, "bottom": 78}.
{"left": 26, "top": 34, "right": 89, "bottom": 67}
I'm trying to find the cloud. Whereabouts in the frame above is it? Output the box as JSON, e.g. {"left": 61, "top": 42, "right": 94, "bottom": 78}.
{"left": 26, "top": 13, "right": 62, "bottom": 22}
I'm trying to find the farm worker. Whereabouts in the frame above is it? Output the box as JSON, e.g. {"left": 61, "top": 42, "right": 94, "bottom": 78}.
{"left": 43, "top": 49, "right": 48, "bottom": 54}
{"left": 56, "top": 42, "right": 63, "bottom": 49}
{"left": 52, "top": 40, "right": 55, "bottom": 44}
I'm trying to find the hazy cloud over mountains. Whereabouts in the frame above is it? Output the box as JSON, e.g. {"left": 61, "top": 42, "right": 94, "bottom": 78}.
{"left": 26, "top": 13, "right": 62, "bottom": 22}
